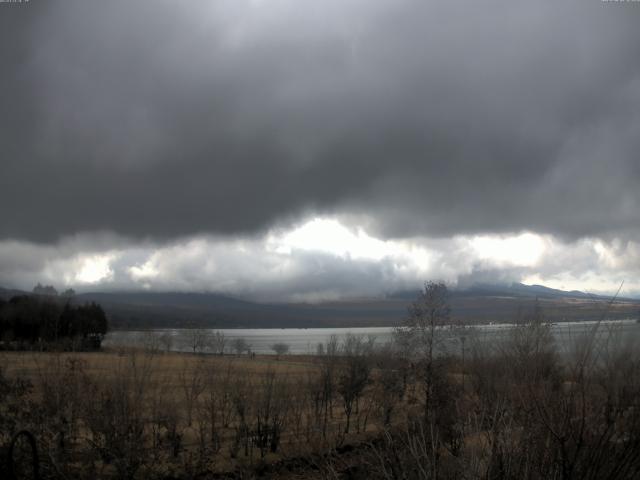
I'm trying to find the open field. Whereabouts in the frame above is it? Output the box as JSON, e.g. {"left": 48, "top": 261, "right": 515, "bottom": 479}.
{"left": 1, "top": 350, "right": 321, "bottom": 381}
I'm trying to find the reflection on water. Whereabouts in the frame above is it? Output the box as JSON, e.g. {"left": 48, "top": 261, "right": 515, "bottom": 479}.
{"left": 103, "top": 319, "right": 640, "bottom": 355}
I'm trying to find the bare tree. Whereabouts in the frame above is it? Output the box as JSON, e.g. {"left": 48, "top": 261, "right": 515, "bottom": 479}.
{"left": 395, "top": 281, "right": 452, "bottom": 424}
{"left": 232, "top": 337, "right": 249, "bottom": 356}
{"left": 183, "top": 328, "right": 209, "bottom": 354}
{"left": 210, "top": 331, "right": 226, "bottom": 355}
{"left": 199, "top": 359, "right": 222, "bottom": 455}
{"left": 82, "top": 352, "right": 156, "bottom": 479}
{"left": 338, "top": 335, "right": 372, "bottom": 434}
{"left": 271, "top": 342, "right": 290, "bottom": 359}
{"left": 252, "top": 369, "right": 291, "bottom": 457}
{"left": 374, "top": 366, "right": 405, "bottom": 426}
{"left": 141, "top": 331, "right": 162, "bottom": 353}
{"left": 179, "top": 358, "right": 205, "bottom": 426}
{"left": 158, "top": 331, "right": 173, "bottom": 353}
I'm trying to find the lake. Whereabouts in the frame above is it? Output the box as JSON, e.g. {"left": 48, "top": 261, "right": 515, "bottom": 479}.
{"left": 103, "top": 319, "right": 640, "bottom": 355}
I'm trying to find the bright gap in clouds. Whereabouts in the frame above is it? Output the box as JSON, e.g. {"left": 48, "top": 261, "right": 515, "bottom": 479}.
{"left": 470, "top": 232, "right": 546, "bottom": 267}
{"left": 74, "top": 254, "right": 115, "bottom": 284}
{"left": 129, "top": 259, "right": 159, "bottom": 281}
{"left": 268, "top": 217, "right": 440, "bottom": 276}
{"left": 270, "top": 218, "right": 407, "bottom": 260}
{"left": 270, "top": 218, "right": 548, "bottom": 270}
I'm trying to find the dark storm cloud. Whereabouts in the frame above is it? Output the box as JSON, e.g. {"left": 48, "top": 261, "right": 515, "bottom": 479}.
{"left": 2, "top": 0, "right": 640, "bottom": 243}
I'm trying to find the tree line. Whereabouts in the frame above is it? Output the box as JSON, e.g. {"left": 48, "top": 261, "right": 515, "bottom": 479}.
{"left": 0, "top": 292, "right": 108, "bottom": 350}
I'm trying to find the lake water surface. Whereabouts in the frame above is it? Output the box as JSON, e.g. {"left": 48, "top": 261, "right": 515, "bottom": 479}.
{"left": 103, "top": 319, "right": 640, "bottom": 355}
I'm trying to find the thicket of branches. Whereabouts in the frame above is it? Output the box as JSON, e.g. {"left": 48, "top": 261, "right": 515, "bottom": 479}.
{"left": 354, "top": 282, "right": 640, "bottom": 480}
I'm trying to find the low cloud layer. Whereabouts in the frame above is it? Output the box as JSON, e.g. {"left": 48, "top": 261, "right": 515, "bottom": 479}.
{"left": 1, "top": 219, "right": 639, "bottom": 301}
{"left": 2, "top": 1, "right": 639, "bottom": 298}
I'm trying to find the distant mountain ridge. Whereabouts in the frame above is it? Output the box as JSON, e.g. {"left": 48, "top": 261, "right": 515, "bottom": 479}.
{"left": 388, "top": 282, "right": 628, "bottom": 302}
{"left": 0, "top": 286, "right": 27, "bottom": 300}
{"left": 1, "top": 283, "right": 638, "bottom": 328}
{"left": 464, "top": 282, "right": 596, "bottom": 300}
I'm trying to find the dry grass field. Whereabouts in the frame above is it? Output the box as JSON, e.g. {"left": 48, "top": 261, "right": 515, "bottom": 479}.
{"left": 2, "top": 316, "right": 640, "bottom": 479}
{"left": 1, "top": 345, "right": 412, "bottom": 479}
{"left": 1, "top": 350, "right": 320, "bottom": 382}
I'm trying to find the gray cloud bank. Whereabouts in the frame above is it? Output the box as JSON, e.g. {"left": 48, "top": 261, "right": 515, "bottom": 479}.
{"left": 2, "top": 0, "right": 640, "bottom": 244}
{"left": 2, "top": 230, "right": 640, "bottom": 302}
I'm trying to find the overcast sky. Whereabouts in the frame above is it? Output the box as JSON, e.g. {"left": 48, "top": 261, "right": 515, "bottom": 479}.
{"left": 1, "top": 0, "right": 640, "bottom": 301}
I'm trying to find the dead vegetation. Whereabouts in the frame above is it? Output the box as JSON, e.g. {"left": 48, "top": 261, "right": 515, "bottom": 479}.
{"left": 1, "top": 285, "right": 640, "bottom": 479}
